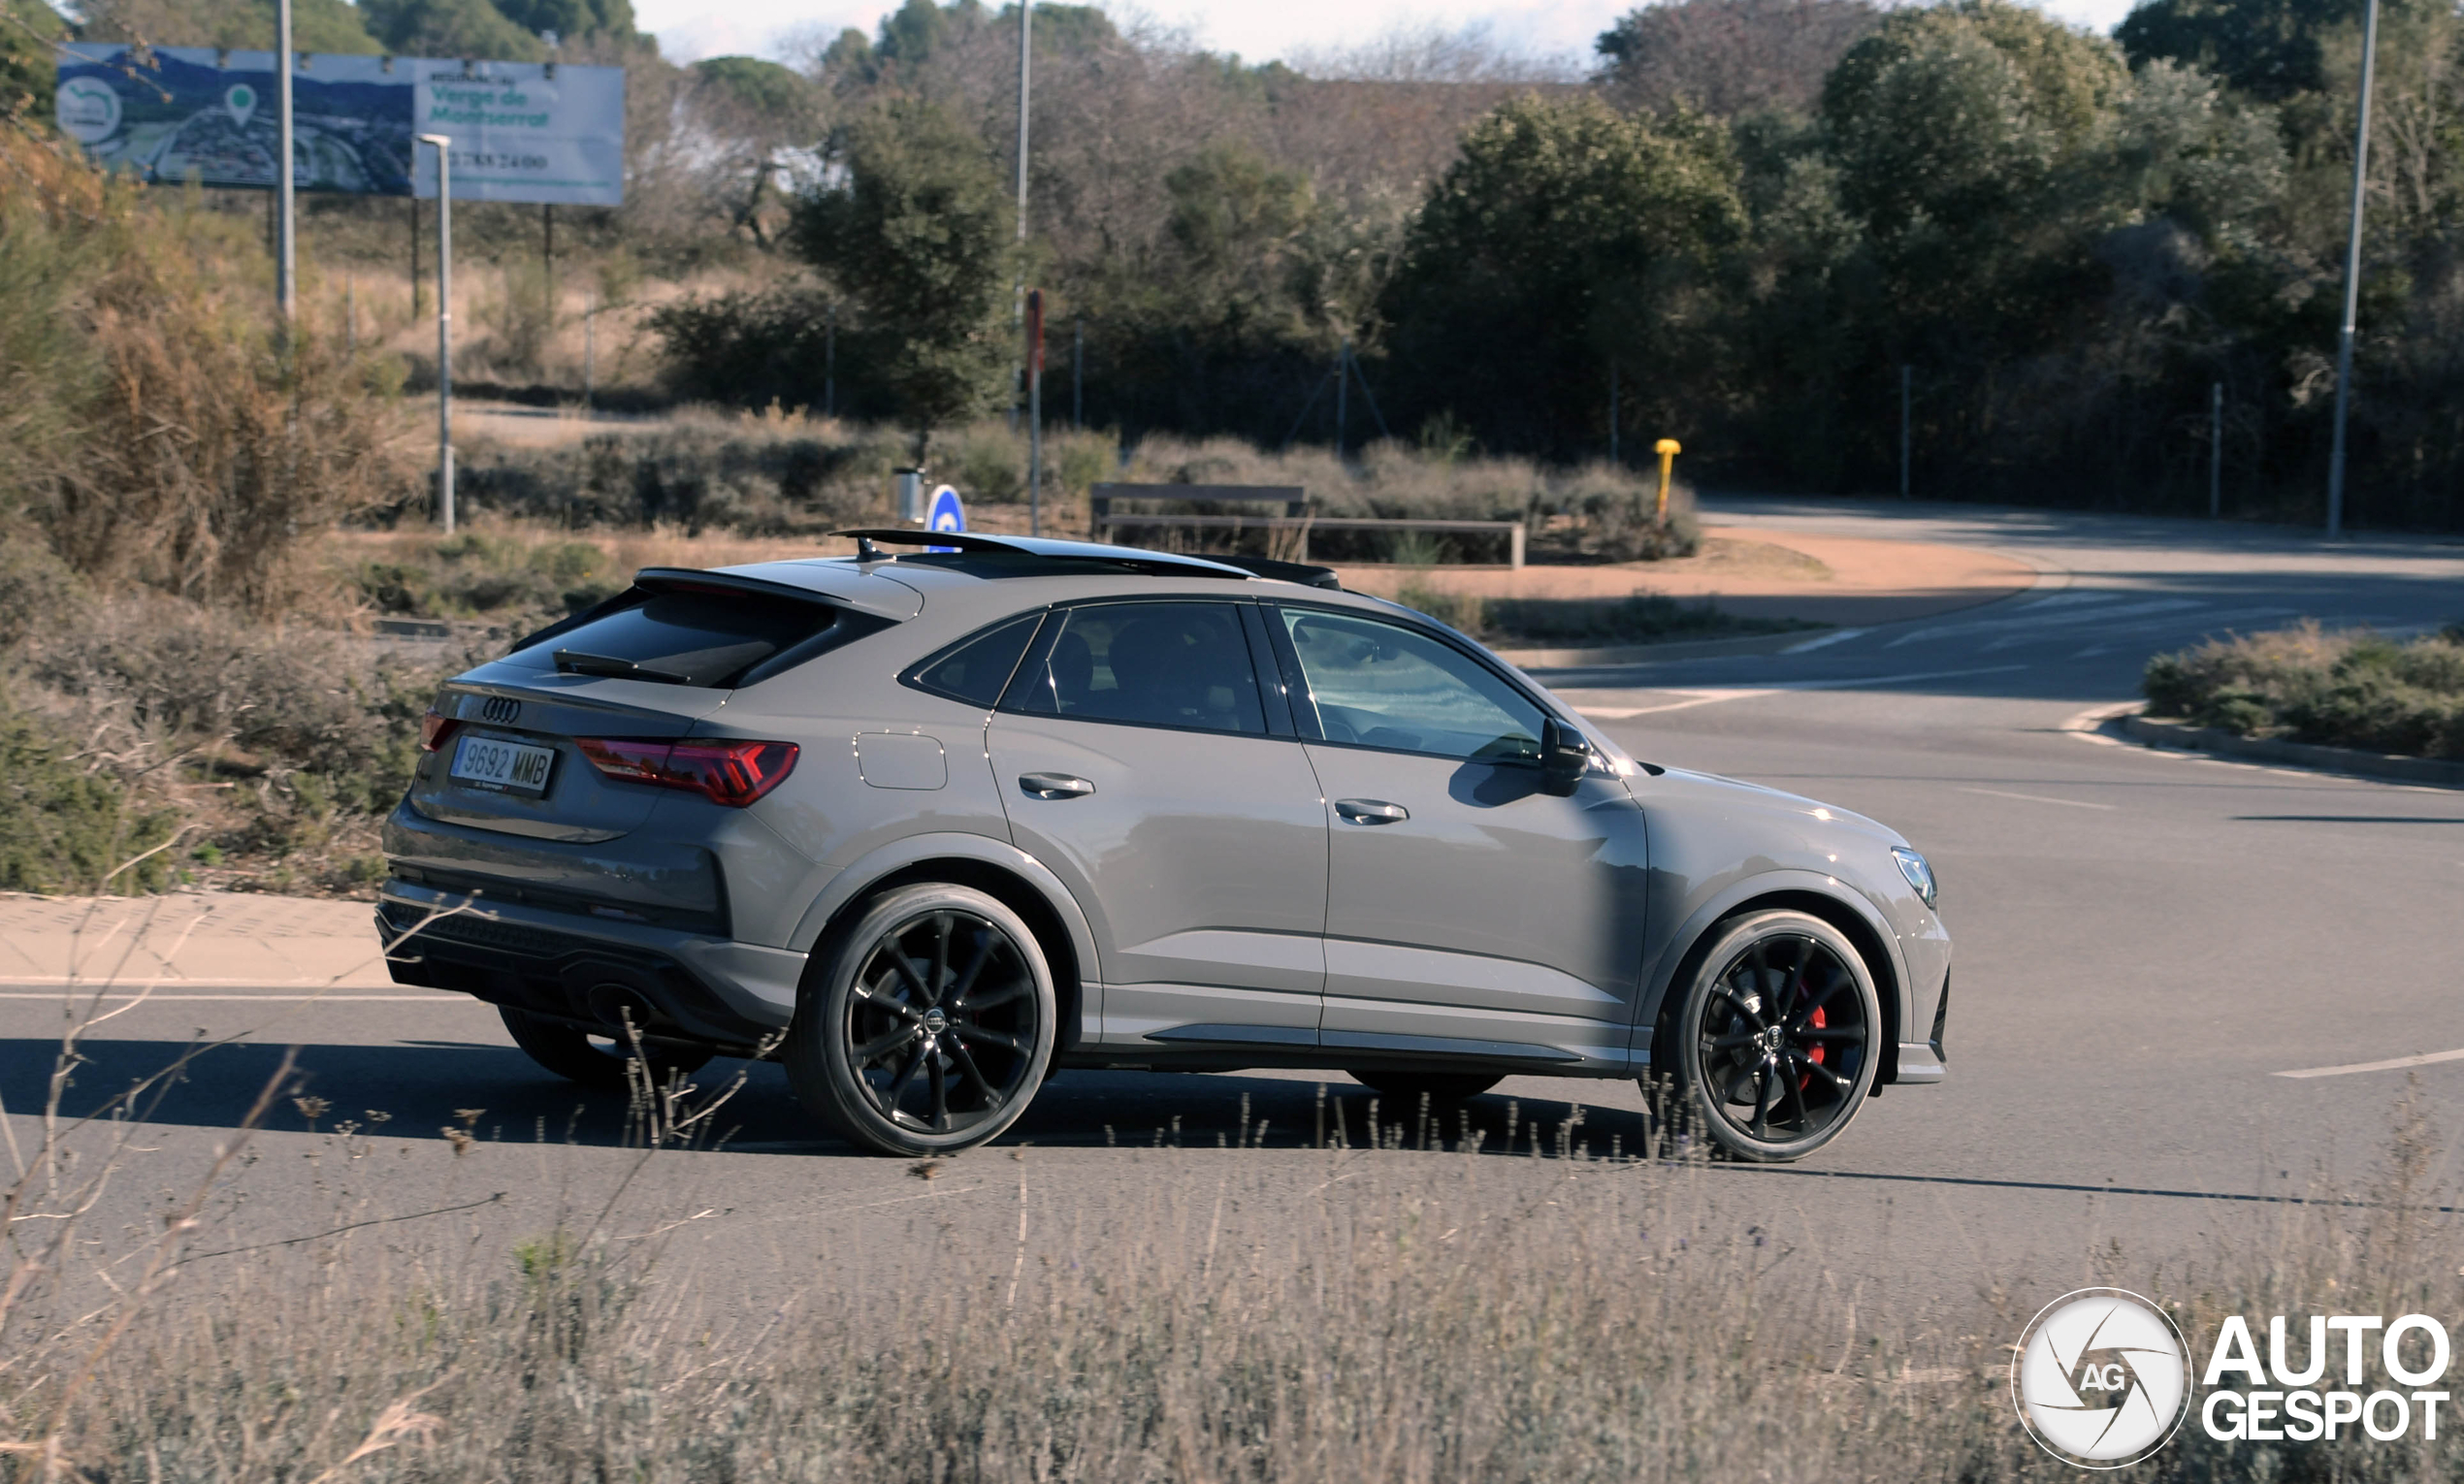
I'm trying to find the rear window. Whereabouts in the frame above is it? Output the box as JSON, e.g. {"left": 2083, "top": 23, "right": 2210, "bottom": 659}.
{"left": 508, "top": 589, "right": 842, "bottom": 688}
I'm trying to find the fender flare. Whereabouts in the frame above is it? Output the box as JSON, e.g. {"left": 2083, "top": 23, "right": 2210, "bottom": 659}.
{"left": 785, "top": 831, "right": 1105, "bottom": 995}
{"left": 1631, "top": 868, "right": 1911, "bottom": 1065}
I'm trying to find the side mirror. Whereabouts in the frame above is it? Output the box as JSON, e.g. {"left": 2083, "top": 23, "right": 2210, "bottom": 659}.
{"left": 1540, "top": 717, "right": 1590, "bottom": 797}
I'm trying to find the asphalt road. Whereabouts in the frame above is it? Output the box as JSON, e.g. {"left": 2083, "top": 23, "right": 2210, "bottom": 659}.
{"left": 9, "top": 497, "right": 2463, "bottom": 1316}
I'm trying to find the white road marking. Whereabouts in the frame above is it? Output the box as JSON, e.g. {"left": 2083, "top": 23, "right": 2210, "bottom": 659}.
{"left": 1885, "top": 598, "right": 2203, "bottom": 648}
{"left": 1782, "top": 629, "right": 1869, "bottom": 654}
{"left": 2275, "top": 1048, "right": 2464, "bottom": 1080}
{"left": 1956, "top": 787, "right": 2117, "bottom": 811}
{"left": 1573, "top": 665, "right": 2028, "bottom": 722}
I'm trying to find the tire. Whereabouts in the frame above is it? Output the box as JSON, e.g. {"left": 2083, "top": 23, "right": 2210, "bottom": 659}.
{"left": 786, "top": 884, "right": 1057, "bottom": 1157}
{"left": 499, "top": 1005, "right": 715, "bottom": 1090}
{"left": 1345, "top": 1070, "right": 1503, "bottom": 1103}
{"left": 1657, "top": 909, "right": 1882, "bottom": 1163}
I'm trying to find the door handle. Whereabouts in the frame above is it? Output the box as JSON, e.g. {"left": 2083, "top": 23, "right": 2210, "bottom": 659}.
{"left": 1334, "top": 798, "right": 1409, "bottom": 824}
{"left": 1019, "top": 772, "right": 1095, "bottom": 800}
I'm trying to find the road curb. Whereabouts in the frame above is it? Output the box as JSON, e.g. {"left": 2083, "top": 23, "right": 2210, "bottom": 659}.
{"left": 2113, "top": 713, "right": 2464, "bottom": 790}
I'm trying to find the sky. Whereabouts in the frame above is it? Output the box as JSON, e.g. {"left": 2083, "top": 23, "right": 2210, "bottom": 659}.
{"left": 636, "top": 0, "right": 2140, "bottom": 72}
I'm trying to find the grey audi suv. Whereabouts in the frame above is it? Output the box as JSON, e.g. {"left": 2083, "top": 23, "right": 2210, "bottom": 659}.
{"left": 379, "top": 530, "right": 1949, "bottom": 1162}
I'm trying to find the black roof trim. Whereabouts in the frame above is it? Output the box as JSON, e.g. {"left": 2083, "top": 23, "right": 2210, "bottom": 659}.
{"left": 829, "top": 529, "right": 1256, "bottom": 581}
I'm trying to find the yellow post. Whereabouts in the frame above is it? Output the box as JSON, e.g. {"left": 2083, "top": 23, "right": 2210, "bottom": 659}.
{"left": 1654, "top": 438, "right": 1681, "bottom": 528}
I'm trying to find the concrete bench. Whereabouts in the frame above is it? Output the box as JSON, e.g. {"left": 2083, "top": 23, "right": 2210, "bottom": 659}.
{"left": 1089, "top": 484, "right": 1525, "bottom": 568}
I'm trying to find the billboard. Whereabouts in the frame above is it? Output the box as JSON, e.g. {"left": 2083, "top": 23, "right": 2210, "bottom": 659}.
{"left": 54, "top": 45, "right": 625, "bottom": 206}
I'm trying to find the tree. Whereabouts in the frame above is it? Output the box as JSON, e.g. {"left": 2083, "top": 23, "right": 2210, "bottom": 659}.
{"left": 792, "top": 98, "right": 1014, "bottom": 460}
{"left": 1378, "top": 94, "right": 1746, "bottom": 456}
{"left": 78, "top": 0, "right": 383, "bottom": 53}
{"left": 690, "top": 57, "right": 827, "bottom": 245}
{"left": 361, "top": 0, "right": 547, "bottom": 61}
{"left": 1597, "top": 0, "right": 1882, "bottom": 117}
{"left": 2118, "top": 0, "right": 2360, "bottom": 100}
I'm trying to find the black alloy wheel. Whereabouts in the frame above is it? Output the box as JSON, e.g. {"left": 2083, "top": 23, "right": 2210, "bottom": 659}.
{"left": 1668, "top": 910, "right": 1881, "bottom": 1162}
{"left": 788, "top": 884, "right": 1056, "bottom": 1156}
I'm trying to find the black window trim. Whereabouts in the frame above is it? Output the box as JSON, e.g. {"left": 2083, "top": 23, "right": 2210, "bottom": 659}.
{"left": 1259, "top": 598, "right": 1564, "bottom": 767}
{"left": 991, "top": 595, "right": 1288, "bottom": 743}
{"left": 899, "top": 608, "right": 1054, "bottom": 708}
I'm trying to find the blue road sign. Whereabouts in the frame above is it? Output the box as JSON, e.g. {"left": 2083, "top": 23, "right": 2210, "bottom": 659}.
{"left": 925, "top": 485, "right": 964, "bottom": 552}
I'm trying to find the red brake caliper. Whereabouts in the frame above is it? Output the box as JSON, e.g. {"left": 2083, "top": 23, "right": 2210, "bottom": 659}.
{"left": 1799, "top": 1006, "right": 1827, "bottom": 1090}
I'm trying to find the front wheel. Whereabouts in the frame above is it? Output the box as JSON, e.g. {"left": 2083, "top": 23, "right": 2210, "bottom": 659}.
{"left": 1659, "top": 909, "right": 1882, "bottom": 1162}
{"left": 786, "top": 884, "right": 1056, "bottom": 1156}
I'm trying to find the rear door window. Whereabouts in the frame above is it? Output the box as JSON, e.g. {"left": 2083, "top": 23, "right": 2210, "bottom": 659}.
{"left": 904, "top": 613, "right": 1045, "bottom": 706}
{"left": 1005, "top": 601, "right": 1268, "bottom": 736}
{"left": 506, "top": 588, "right": 842, "bottom": 688}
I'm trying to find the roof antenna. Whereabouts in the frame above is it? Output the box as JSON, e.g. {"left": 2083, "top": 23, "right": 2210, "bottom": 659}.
{"left": 856, "top": 534, "right": 884, "bottom": 564}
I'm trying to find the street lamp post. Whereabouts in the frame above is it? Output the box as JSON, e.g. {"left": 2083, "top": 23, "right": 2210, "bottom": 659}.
{"left": 418, "top": 133, "right": 455, "bottom": 533}
{"left": 276, "top": 0, "right": 295, "bottom": 329}
{"left": 2325, "top": 0, "right": 2382, "bottom": 538}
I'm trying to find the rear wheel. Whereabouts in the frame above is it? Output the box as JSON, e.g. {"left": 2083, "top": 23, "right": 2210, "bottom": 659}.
{"left": 786, "top": 884, "right": 1056, "bottom": 1157}
{"left": 1345, "top": 1070, "right": 1503, "bottom": 1103}
{"left": 1659, "top": 910, "right": 1881, "bottom": 1162}
{"left": 499, "top": 1006, "right": 714, "bottom": 1090}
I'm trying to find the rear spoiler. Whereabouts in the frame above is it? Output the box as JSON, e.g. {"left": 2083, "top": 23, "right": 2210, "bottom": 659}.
{"left": 505, "top": 566, "right": 910, "bottom": 657}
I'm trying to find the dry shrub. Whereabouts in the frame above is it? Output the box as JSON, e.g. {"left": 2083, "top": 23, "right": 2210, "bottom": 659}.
{"left": 0, "top": 120, "right": 408, "bottom": 614}
{"left": 2143, "top": 620, "right": 2464, "bottom": 758}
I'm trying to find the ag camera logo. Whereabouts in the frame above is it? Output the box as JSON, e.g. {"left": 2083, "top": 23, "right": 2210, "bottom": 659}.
{"left": 2012, "top": 1287, "right": 2190, "bottom": 1468}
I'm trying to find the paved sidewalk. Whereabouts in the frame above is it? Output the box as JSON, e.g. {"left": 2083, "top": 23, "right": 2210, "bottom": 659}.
{"left": 1332, "top": 524, "right": 2038, "bottom": 627}
{"left": 0, "top": 892, "right": 400, "bottom": 989}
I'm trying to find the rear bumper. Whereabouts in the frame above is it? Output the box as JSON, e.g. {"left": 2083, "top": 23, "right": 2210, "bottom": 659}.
{"left": 377, "top": 880, "right": 803, "bottom": 1050}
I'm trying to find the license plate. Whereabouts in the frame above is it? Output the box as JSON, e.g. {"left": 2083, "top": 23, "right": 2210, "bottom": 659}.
{"left": 450, "top": 734, "right": 557, "bottom": 795}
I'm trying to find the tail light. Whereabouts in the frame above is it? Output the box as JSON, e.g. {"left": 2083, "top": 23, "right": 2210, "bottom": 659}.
{"left": 575, "top": 737, "right": 798, "bottom": 808}
{"left": 419, "top": 708, "right": 463, "bottom": 752}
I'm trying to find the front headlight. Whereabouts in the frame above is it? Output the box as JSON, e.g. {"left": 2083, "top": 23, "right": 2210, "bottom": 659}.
{"left": 1891, "top": 847, "right": 1937, "bottom": 909}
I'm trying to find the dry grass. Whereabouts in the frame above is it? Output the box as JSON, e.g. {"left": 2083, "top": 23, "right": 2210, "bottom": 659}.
{"left": 5, "top": 927, "right": 2462, "bottom": 1483}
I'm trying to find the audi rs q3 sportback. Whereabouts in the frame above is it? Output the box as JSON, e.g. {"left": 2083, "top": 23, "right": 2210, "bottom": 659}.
{"left": 379, "top": 530, "right": 1949, "bottom": 1162}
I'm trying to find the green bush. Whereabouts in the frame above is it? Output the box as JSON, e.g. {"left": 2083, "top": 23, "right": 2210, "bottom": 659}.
{"left": 0, "top": 694, "right": 176, "bottom": 892}
{"left": 2142, "top": 621, "right": 2464, "bottom": 759}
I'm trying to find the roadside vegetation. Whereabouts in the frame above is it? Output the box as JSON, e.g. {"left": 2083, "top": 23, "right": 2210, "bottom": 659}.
{"left": 2143, "top": 620, "right": 2464, "bottom": 759}
{"left": 2, "top": 973, "right": 2458, "bottom": 1484}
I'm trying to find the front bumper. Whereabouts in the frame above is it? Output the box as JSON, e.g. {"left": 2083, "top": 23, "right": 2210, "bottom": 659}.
{"left": 377, "top": 880, "right": 804, "bottom": 1051}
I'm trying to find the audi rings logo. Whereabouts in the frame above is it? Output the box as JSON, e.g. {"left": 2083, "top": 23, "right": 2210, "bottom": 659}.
{"left": 2012, "top": 1288, "right": 2191, "bottom": 1468}
{"left": 479, "top": 695, "right": 521, "bottom": 726}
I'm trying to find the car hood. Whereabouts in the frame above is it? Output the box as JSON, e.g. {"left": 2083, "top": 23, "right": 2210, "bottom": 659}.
{"left": 1632, "top": 765, "right": 1910, "bottom": 854}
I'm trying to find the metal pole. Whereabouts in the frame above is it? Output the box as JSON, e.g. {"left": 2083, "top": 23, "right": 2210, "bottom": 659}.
{"left": 1027, "top": 289, "right": 1044, "bottom": 537}
{"left": 2326, "top": 0, "right": 2381, "bottom": 539}
{"left": 1608, "top": 361, "right": 1620, "bottom": 466}
{"left": 1073, "top": 315, "right": 1083, "bottom": 431}
{"left": 420, "top": 134, "right": 454, "bottom": 533}
{"left": 1012, "top": 0, "right": 1030, "bottom": 429}
{"left": 1335, "top": 338, "right": 1349, "bottom": 458}
{"left": 408, "top": 197, "right": 421, "bottom": 316}
{"left": 2210, "top": 382, "right": 2223, "bottom": 518}
{"left": 583, "top": 291, "right": 595, "bottom": 412}
{"left": 1898, "top": 364, "right": 1912, "bottom": 499}
{"left": 825, "top": 302, "right": 836, "bottom": 418}
{"left": 276, "top": 0, "right": 295, "bottom": 329}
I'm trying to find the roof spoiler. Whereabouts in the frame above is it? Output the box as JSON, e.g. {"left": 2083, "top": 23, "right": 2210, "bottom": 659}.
{"left": 829, "top": 528, "right": 1260, "bottom": 581}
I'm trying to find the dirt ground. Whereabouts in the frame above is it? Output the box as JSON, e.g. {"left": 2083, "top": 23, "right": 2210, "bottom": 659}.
{"left": 1334, "top": 528, "right": 2036, "bottom": 627}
